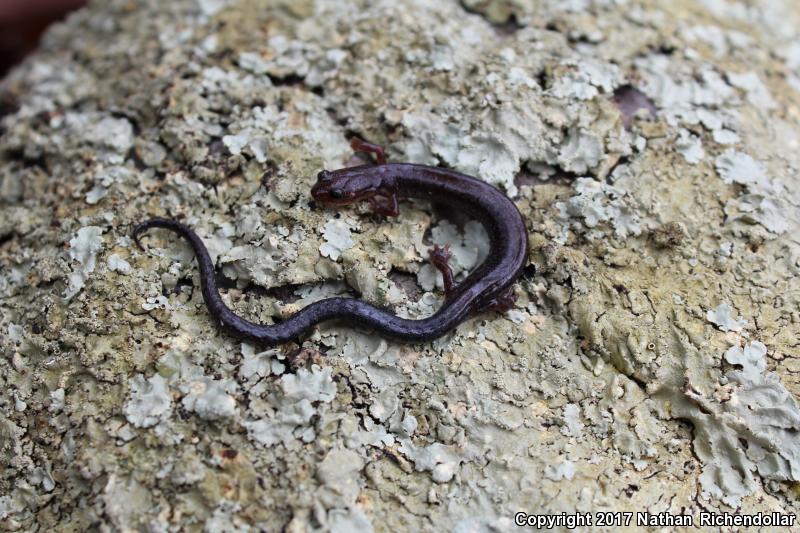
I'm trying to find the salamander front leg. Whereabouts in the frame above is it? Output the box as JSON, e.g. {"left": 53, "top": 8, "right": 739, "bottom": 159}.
{"left": 429, "top": 244, "right": 456, "bottom": 297}
{"left": 368, "top": 192, "right": 399, "bottom": 216}
{"left": 350, "top": 137, "right": 387, "bottom": 165}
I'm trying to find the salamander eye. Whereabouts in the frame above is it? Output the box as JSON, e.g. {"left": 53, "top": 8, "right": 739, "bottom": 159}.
{"left": 329, "top": 188, "right": 344, "bottom": 199}
{"left": 318, "top": 170, "right": 332, "bottom": 182}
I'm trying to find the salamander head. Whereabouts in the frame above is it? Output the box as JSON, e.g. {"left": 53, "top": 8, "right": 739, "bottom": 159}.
{"left": 311, "top": 165, "right": 389, "bottom": 206}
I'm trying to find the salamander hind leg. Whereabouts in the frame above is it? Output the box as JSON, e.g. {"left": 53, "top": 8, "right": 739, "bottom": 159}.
{"left": 480, "top": 286, "right": 517, "bottom": 314}
{"left": 429, "top": 244, "right": 456, "bottom": 297}
{"left": 350, "top": 137, "right": 387, "bottom": 165}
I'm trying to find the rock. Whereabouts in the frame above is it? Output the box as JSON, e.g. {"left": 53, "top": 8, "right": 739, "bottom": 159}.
{"left": 1, "top": 0, "right": 799, "bottom": 530}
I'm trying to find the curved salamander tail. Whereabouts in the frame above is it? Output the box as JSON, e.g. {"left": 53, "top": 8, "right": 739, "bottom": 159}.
{"left": 132, "top": 217, "right": 193, "bottom": 251}
{"left": 131, "top": 217, "right": 216, "bottom": 292}
{"left": 131, "top": 217, "right": 294, "bottom": 344}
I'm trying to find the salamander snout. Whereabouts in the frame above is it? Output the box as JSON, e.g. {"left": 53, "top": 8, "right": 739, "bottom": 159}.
{"left": 311, "top": 166, "right": 384, "bottom": 206}
{"left": 311, "top": 170, "right": 347, "bottom": 204}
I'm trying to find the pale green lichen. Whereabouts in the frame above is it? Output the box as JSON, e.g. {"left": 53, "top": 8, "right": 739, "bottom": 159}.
{"left": 106, "top": 253, "right": 132, "bottom": 275}
{"left": 556, "top": 178, "right": 642, "bottom": 240}
{"left": 319, "top": 218, "right": 355, "bottom": 261}
{"left": 725, "top": 341, "right": 767, "bottom": 383}
{"left": 180, "top": 377, "right": 239, "bottom": 421}
{"left": 64, "top": 226, "right": 104, "bottom": 300}
{"left": 674, "top": 340, "right": 800, "bottom": 507}
{"left": 543, "top": 460, "right": 576, "bottom": 482}
{"left": 124, "top": 374, "right": 173, "bottom": 429}
{"left": 2, "top": 0, "right": 800, "bottom": 530}
{"left": 676, "top": 129, "right": 705, "bottom": 164}
{"left": 243, "top": 365, "right": 336, "bottom": 447}
{"left": 397, "top": 440, "right": 464, "bottom": 484}
{"left": 707, "top": 302, "right": 749, "bottom": 333}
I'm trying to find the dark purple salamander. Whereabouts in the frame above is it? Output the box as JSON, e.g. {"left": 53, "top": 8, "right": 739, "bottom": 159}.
{"left": 133, "top": 138, "right": 529, "bottom": 344}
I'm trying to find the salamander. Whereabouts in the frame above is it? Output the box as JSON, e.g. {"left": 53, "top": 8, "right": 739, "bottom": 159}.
{"left": 133, "top": 138, "right": 529, "bottom": 344}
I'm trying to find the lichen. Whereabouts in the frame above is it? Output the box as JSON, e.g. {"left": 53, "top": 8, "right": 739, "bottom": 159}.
{"left": 124, "top": 374, "right": 173, "bottom": 429}
{"left": 714, "top": 150, "right": 792, "bottom": 235}
{"left": 725, "top": 341, "right": 767, "bottom": 382}
{"left": 243, "top": 365, "right": 336, "bottom": 447}
{"left": 2, "top": 0, "right": 800, "bottom": 529}
{"left": 556, "top": 177, "right": 642, "bottom": 240}
{"left": 707, "top": 302, "right": 748, "bottom": 333}
{"left": 674, "top": 340, "right": 800, "bottom": 507}
{"left": 676, "top": 129, "right": 705, "bottom": 164}
{"left": 319, "top": 218, "right": 355, "bottom": 261}
{"left": 180, "top": 377, "right": 239, "bottom": 421}
{"left": 107, "top": 253, "right": 132, "bottom": 275}
{"left": 64, "top": 226, "right": 104, "bottom": 300}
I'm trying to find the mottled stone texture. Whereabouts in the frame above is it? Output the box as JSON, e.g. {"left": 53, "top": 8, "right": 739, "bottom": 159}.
{"left": 1, "top": 0, "right": 800, "bottom": 531}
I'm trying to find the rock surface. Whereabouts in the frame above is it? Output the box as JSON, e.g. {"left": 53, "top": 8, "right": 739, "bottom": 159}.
{"left": 1, "top": 0, "right": 799, "bottom": 530}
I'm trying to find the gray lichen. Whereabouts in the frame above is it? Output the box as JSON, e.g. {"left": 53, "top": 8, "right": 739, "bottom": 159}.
{"left": 1, "top": 0, "right": 800, "bottom": 531}
{"left": 707, "top": 302, "right": 748, "bottom": 333}
{"left": 124, "top": 374, "right": 173, "bottom": 429}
